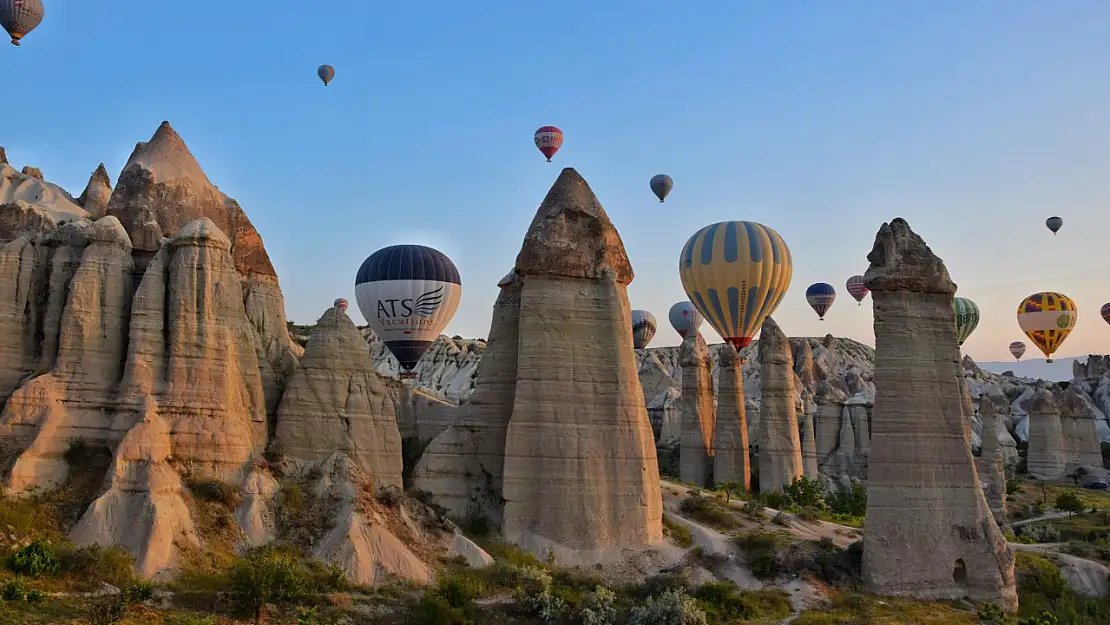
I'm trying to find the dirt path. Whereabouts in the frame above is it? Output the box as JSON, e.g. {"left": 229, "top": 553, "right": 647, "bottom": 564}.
{"left": 1010, "top": 511, "right": 1069, "bottom": 527}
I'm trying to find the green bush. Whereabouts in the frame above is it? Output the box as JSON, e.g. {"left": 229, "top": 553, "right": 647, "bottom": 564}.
{"left": 977, "top": 602, "right": 1017, "bottom": 624}
{"left": 578, "top": 586, "right": 618, "bottom": 625}
{"left": 2, "top": 579, "right": 26, "bottom": 601}
{"left": 25, "top": 588, "right": 45, "bottom": 603}
{"left": 433, "top": 570, "right": 485, "bottom": 608}
{"left": 741, "top": 499, "right": 765, "bottom": 519}
{"left": 123, "top": 581, "right": 155, "bottom": 602}
{"left": 679, "top": 494, "right": 738, "bottom": 530}
{"left": 628, "top": 588, "right": 708, "bottom": 625}
{"left": 783, "top": 476, "right": 827, "bottom": 509}
{"left": 6, "top": 538, "right": 60, "bottom": 576}
{"left": 407, "top": 593, "right": 471, "bottom": 625}
{"left": 825, "top": 482, "right": 867, "bottom": 517}
{"left": 662, "top": 514, "right": 694, "bottom": 548}
{"left": 758, "top": 491, "right": 791, "bottom": 510}
{"left": 1006, "top": 478, "right": 1023, "bottom": 495}
{"left": 60, "top": 545, "right": 136, "bottom": 588}
{"left": 633, "top": 571, "right": 691, "bottom": 600}
{"left": 188, "top": 479, "right": 242, "bottom": 507}
{"left": 1055, "top": 492, "right": 1084, "bottom": 516}
{"left": 229, "top": 545, "right": 308, "bottom": 621}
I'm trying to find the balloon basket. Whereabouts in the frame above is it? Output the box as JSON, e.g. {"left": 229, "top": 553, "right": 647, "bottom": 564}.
{"left": 399, "top": 371, "right": 417, "bottom": 380}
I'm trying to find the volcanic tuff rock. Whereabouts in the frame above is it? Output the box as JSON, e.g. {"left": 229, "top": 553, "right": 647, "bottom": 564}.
{"left": 1027, "top": 388, "right": 1067, "bottom": 480}
{"left": 500, "top": 168, "right": 663, "bottom": 562}
{"left": 800, "top": 392, "right": 820, "bottom": 478}
{"left": 713, "top": 343, "right": 750, "bottom": 489}
{"left": 20, "top": 166, "right": 43, "bottom": 181}
{"left": 756, "top": 317, "right": 804, "bottom": 493}
{"left": 1060, "top": 387, "right": 1103, "bottom": 469}
{"left": 0, "top": 159, "right": 87, "bottom": 222}
{"left": 76, "top": 163, "right": 113, "bottom": 218}
{"left": 273, "top": 306, "right": 403, "bottom": 489}
{"left": 679, "top": 333, "right": 714, "bottom": 487}
{"left": 860, "top": 218, "right": 1016, "bottom": 610}
{"left": 977, "top": 393, "right": 1008, "bottom": 527}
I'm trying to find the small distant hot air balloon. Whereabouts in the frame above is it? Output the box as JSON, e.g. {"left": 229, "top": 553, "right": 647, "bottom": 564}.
{"left": 649, "top": 175, "right": 673, "bottom": 203}
{"left": 1009, "top": 341, "right": 1026, "bottom": 361}
{"left": 845, "top": 275, "right": 869, "bottom": 305}
{"left": 678, "top": 221, "right": 793, "bottom": 352}
{"left": 1, "top": 0, "right": 45, "bottom": 46}
{"left": 954, "top": 297, "right": 980, "bottom": 346}
{"left": 806, "top": 283, "right": 836, "bottom": 320}
{"left": 1046, "top": 216, "right": 1063, "bottom": 235}
{"left": 355, "top": 245, "right": 462, "bottom": 375}
{"left": 534, "top": 126, "right": 563, "bottom": 162}
{"left": 668, "top": 301, "right": 703, "bottom": 339}
{"left": 1016, "top": 291, "right": 1077, "bottom": 363}
{"left": 631, "top": 310, "right": 658, "bottom": 349}
{"left": 317, "top": 64, "right": 335, "bottom": 86}
{"left": 1100, "top": 302, "right": 1110, "bottom": 327}
{"left": 333, "top": 298, "right": 349, "bottom": 312}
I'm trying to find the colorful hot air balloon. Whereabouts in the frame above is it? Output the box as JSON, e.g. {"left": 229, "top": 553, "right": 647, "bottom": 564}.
{"left": 631, "top": 310, "right": 658, "bottom": 349}
{"left": 678, "top": 221, "right": 793, "bottom": 351}
{"left": 1100, "top": 302, "right": 1110, "bottom": 327}
{"left": 1046, "top": 216, "right": 1063, "bottom": 235}
{"left": 1016, "top": 292, "right": 1077, "bottom": 363}
{"left": 845, "top": 275, "right": 869, "bottom": 305}
{"left": 317, "top": 64, "right": 335, "bottom": 86}
{"left": 534, "top": 126, "right": 563, "bottom": 162}
{"left": 954, "top": 297, "right": 980, "bottom": 346}
{"left": 668, "top": 301, "right": 704, "bottom": 339}
{"left": 333, "top": 298, "right": 349, "bottom": 312}
{"left": 805, "top": 283, "right": 836, "bottom": 320}
{"left": 1009, "top": 341, "right": 1026, "bottom": 361}
{"left": 650, "top": 174, "right": 673, "bottom": 203}
{"left": 1, "top": 0, "right": 44, "bottom": 46}
{"left": 354, "top": 245, "right": 462, "bottom": 373}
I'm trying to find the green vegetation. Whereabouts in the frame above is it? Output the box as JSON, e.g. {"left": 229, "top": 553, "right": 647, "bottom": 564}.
{"left": 662, "top": 514, "right": 694, "bottom": 548}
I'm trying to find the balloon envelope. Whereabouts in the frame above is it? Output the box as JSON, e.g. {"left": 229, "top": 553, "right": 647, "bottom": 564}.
{"left": 1046, "top": 216, "right": 1063, "bottom": 234}
{"left": 805, "top": 283, "right": 836, "bottom": 320}
{"left": 1016, "top": 291, "right": 1077, "bottom": 362}
{"left": 317, "top": 64, "right": 335, "bottom": 86}
{"left": 1, "top": 0, "right": 44, "bottom": 45}
{"left": 649, "top": 174, "right": 673, "bottom": 202}
{"left": 333, "top": 298, "right": 349, "bottom": 312}
{"left": 1009, "top": 341, "right": 1026, "bottom": 360}
{"left": 1101, "top": 302, "right": 1110, "bottom": 327}
{"left": 354, "top": 245, "right": 462, "bottom": 371}
{"left": 678, "top": 221, "right": 792, "bottom": 350}
{"left": 954, "top": 297, "right": 980, "bottom": 346}
{"left": 668, "top": 301, "right": 704, "bottom": 339}
{"left": 534, "top": 126, "right": 563, "bottom": 162}
{"left": 845, "top": 275, "right": 869, "bottom": 304}
{"left": 631, "top": 310, "right": 658, "bottom": 349}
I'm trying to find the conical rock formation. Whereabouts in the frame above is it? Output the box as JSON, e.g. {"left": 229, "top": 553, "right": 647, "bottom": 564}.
{"left": 1027, "top": 388, "right": 1067, "bottom": 480}
{"left": 679, "top": 333, "right": 714, "bottom": 487}
{"left": 77, "top": 164, "right": 113, "bottom": 218}
{"left": 501, "top": 168, "right": 663, "bottom": 563}
{"left": 861, "top": 218, "right": 1016, "bottom": 610}
{"left": 714, "top": 343, "right": 750, "bottom": 489}
{"left": 757, "top": 316, "right": 804, "bottom": 493}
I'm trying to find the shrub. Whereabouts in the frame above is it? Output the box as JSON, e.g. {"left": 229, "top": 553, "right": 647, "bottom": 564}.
{"left": 433, "top": 570, "right": 484, "bottom": 608}
{"left": 797, "top": 507, "right": 821, "bottom": 522}
{"left": 741, "top": 499, "right": 765, "bottom": 519}
{"left": 825, "top": 483, "right": 867, "bottom": 517}
{"left": 811, "top": 540, "right": 863, "bottom": 586}
{"left": 715, "top": 481, "right": 747, "bottom": 504}
{"left": 6, "top": 538, "right": 60, "bottom": 576}
{"left": 123, "top": 581, "right": 155, "bottom": 602}
{"left": 2, "top": 579, "right": 26, "bottom": 601}
{"left": 188, "top": 479, "right": 242, "bottom": 507}
{"left": 1055, "top": 492, "right": 1084, "bottom": 516}
{"left": 628, "top": 588, "right": 708, "bottom": 625}
{"left": 26, "top": 588, "right": 45, "bottom": 603}
{"left": 783, "top": 476, "right": 826, "bottom": 509}
{"left": 758, "top": 491, "right": 791, "bottom": 510}
{"left": 1006, "top": 478, "right": 1023, "bottom": 495}
{"left": 229, "top": 546, "right": 308, "bottom": 621}
{"left": 633, "top": 571, "right": 691, "bottom": 600}
{"left": 578, "top": 586, "right": 618, "bottom": 625}
{"left": 662, "top": 515, "right": 694, "bottom": 548}
{"left": 86, "top": 595, "right": 129, "bottom": 625}
{"left": 525, "top": 589, "right": 567, "bottom": 622}
{"left": 692, "top": 582, "right": 792, "bottom": 621}
{"left": 977, "top": 602, "right": 1017, "bottom": 624}
{"left": 1018, "top": 524, "right": 1061, "bottom": 544}
{"left": 60, "top": 545, "right": 136, "bottom": 588}
{"left": 407, "top": 594, "right": 470, "bottom": 625}
{"left": 679, "top": 493, "right": 737, "bottom": 529}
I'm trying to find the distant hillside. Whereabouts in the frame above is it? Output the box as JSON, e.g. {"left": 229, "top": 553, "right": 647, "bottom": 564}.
{"left": 978, "top": 357, "right": 1081, "bottom": 381}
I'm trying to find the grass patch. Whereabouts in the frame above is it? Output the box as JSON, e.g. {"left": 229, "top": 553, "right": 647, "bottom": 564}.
{"left": 662, "top": 514, "right": 694, "bottom": 548}
{"left": 692, "top": 581, "right": 792, "bottom": 623}
{"left": 1015, "top": 551, "right": 1110, "bottom": 622}
{"left": 679, "top": 492, "right": 740, "bottom": 530}
{"left": 793, "top": 590, "right": 979, "bottom": 624}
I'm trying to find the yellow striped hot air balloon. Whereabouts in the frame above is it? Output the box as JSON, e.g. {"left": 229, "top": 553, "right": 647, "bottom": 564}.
{"left": 678, "top": 221, "right": 792, "bottom": 351}
{"left": 1016, "top": 291, "right": 1077, "bottom": 363}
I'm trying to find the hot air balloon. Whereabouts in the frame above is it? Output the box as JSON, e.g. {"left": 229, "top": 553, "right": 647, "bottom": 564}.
{"left": 534, "top": 126, "right": 563, "bottom": 162}
{"left": 354, "top": 245, "right": 462, "bottom": 376}
{"left": 650, "top": 174, "right": 673, "bottom": 203}
{"left": 668, "top": 301, "right": 704, "bottom": 339}
{"left": 806, "top": 283, "right": 836, "bottom": 320}
{"left": 631, "top": 310, "right": 657, "bottom": 349}
{"left": 1046, "top": 216, "right": 1063, "bottom": 235}
{"left": 954, "top": 297, "right": 980, "bottom": 346}
{"left": 1100, "top": 302, "right": 1110, "bottom": 327}
{"left": 845, "top": 275, "right": 869, "bottom": 305}
{"left": 678, "top": 221, "right": 792, "bottom": 352}
{"left": 317, "top": 64, "right": 335, "bottom": 86}
{"left": 333, "top": 298, "right": 349, "bottom": 312}
{"left": 1009, "top": 341, "right": 1026, "bottom": 361}
{"left": 1016, "top": 292, "right": 1077, "bottom": 363}
{"left": 1, "top": 0, "right": 44, "bottom": 46}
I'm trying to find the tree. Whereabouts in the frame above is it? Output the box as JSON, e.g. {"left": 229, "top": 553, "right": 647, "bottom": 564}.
{"left": 230, "top": 546, "right": 307, "bottom": 624}
{"left": 716, "top": 481, "right": 746, "bottom": 504}
{"left": 1055, "top": 492, "right": 1084, "bottom": 517}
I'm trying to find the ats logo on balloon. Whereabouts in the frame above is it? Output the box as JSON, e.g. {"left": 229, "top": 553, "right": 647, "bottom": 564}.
{"left": 376, "top": 286, "right": 445, "bottom": 321}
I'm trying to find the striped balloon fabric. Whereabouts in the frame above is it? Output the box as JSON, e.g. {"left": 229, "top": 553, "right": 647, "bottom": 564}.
{"left": 668, "top": 301, "right": 703, "bottom": 339}
{"left": 953, "top": 297, "right": 980, "bottom": 346}
{"left": 805, "top": 283, "right": 836, "bottom": 320}
{"left": 845, "top": 275, "right": 869, "bottom": 304}
{"left": 631, "top": 310, "right": 658, "bottom": 349}
{"left": 678, "top": 221, "right": 792, "bottom": 350}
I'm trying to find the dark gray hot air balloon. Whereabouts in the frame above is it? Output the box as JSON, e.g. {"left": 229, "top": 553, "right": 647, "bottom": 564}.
{"left": 1046, "top": 216, "right": 1062, "bottom": 235}
{"left": 1, "top": 0, "right": 45, "bottom": 46}
{"left": 317, "top": 64, "right": 336, "bottom": 86}
{"left": 649, "top": 174, "right": 673, "bottom": 203}
{"left": 631, "top": 310, "right": 657, "bottom": 349}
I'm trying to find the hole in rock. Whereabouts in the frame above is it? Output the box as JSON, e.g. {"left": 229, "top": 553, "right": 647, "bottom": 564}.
{"left": 953, "top": 558, "right": 968, "bottom": 587}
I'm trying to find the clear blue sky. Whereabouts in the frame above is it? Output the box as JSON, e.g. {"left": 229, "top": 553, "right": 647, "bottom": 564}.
{"left": 4, "top": 1, "right": 1109, "bottom": 362}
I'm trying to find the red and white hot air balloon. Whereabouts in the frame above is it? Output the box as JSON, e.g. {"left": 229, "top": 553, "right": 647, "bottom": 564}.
{"left": 1009, "top": 341, "right": 1026, "bottom": 361}
{"left": 334, "top": 298, "right": 349, "bottom": 312}
{"left": 534, "top": 126, "right": 563, "bottom": 162}
{"left": 845, "top": 275, "right": 869, "bottom": 305}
